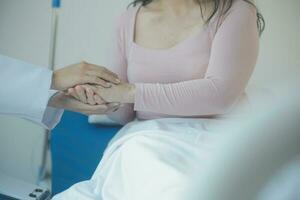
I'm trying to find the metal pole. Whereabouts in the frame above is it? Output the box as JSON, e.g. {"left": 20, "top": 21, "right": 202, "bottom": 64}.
{"left": 37, "top": 0, "right": 61, "bottom": 186}
{"left": 49, "top": 0, "right": 60, "bottom": 70}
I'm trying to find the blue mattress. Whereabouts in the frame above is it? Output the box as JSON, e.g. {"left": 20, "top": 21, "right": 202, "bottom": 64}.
{"left": 50, "top": 111, "right": 122, "bottom": 195}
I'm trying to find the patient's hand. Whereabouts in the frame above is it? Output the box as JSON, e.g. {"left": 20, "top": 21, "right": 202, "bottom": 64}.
{"left": 67, "top": 85, "right": 120, "bottom": 112}
{"left": 67, "top": 85, "right": 105, "bottom": 105}
{"left": 68, "top": 83, "right": 135, "bottom": 105}
{"left": 91, "top": 83, "right": 135, "bottom": 104}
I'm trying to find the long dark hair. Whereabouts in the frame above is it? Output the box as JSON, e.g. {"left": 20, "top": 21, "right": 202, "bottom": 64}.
{"left": 129, "top": 0, "right": 265, "bottom": 35}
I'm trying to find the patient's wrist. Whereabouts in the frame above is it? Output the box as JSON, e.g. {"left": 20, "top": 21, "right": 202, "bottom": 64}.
{"left": 123, "top": 84, "right": 135, "bottom": 103}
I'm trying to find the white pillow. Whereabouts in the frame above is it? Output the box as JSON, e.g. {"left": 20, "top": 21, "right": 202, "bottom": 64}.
{"left": 88, "top": 115, "right": 120, "bottom": 126}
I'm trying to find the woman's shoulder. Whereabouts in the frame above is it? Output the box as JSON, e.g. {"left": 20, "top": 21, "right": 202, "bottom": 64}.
{"left": 229, "top": 0, "right": 257, "bottom": 13}
{"left": 211, "top": 0, "right": 257, "bottom": 28}
{"left": 207, "top": 0, "right": 258, "bottom": 38}
{"left": 114, "top": 5, "right": 139, "bottom": 31}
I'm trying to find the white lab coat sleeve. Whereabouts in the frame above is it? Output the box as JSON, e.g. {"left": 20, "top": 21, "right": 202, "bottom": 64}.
{"left": 41, "top": 90, "right": 64, "bottom": 130}
{"left": 0, "top": 55, "right": 63, "bottom": 129}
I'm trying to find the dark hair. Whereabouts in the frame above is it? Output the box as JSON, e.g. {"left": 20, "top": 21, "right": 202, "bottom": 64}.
{"left": 129, "top": 0, "right": 265, "bottom": 35}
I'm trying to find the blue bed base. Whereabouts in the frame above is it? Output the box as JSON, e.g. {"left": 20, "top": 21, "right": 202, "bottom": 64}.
{"left": 50, "top": 111, "right": 122, "bottom": 195}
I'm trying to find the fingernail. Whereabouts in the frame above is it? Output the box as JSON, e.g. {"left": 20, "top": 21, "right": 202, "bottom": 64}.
{"left": 113, "top": 107, "right": 119, "bottom": 112}
{"left": 87, "top": 88, "right": 93, "bottom": 94}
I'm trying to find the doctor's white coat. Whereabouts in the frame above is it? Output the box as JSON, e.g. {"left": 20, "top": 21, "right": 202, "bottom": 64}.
{"left": 0, "top": 55, "right": 63, "bottom": 129}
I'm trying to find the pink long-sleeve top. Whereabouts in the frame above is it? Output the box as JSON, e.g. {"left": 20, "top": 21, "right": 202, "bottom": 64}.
{"left": 108, "top": 0, "right": 259, "bottom": 124}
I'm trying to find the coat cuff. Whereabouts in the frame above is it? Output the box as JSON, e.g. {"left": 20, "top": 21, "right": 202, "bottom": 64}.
{"left": 41, "top": 90, "right": 64, "bottom": 130}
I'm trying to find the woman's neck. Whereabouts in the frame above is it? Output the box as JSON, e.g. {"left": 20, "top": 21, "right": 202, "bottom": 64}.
{"left": 153, "top": 0, "right": 198, "bottom": 16}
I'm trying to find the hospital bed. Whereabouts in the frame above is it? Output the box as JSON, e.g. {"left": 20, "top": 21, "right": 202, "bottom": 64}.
{"left": 50, "top": 111, "right": 122, "bottom": 195}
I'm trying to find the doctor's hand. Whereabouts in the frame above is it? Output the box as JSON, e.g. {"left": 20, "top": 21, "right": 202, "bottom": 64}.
{"left": 51, "top": 61, "right": 120, "bottom": 91}
{"left": 48, "top": 92, "right": 120, "bottom": 115}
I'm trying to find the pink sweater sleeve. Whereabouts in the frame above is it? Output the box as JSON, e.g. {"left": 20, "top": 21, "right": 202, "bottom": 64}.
{"left": 134, "top": 2, "right": 259, "bottom": 116}
{"left": 106, "top": 14, "right": 136, "bottom": 125}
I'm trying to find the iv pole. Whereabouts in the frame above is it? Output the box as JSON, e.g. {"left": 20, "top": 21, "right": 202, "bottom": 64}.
{"left": 49, "top": 0, "right": 60, "bottom": 70}
{"left": 37, "top": 0, "right": 61, "bottom": 185}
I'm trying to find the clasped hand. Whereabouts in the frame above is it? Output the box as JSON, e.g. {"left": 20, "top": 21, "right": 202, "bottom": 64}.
{"left": 49, "top": 61, "right": 135, "bottom": 115}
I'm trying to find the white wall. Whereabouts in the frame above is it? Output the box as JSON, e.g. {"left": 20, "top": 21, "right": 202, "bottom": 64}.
{"left": 0, "top": 0, "right": 299, "bottom": 185}
{"left": 250, "top": 0, "right": 300, "bottom": 91}
{"left": 53, "top": 0, "right": 131, "bottom": 69}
